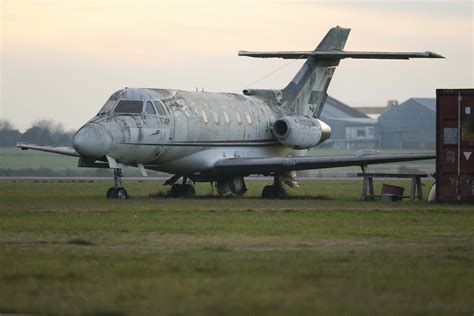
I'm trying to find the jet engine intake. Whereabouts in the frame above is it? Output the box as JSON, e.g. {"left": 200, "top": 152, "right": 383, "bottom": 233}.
{"left": 272, "top": 115, "right": 331, "bottom": 149}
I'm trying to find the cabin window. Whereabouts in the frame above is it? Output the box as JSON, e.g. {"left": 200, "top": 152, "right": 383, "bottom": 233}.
{"left": 213, "top": 112, "right": 220, "bottom": 125}
{"left": 202, "top": 111, "right": 209, "bottom": 124}
{"left": 223, "top": 111, "right": 230, "bottom": 124}
{"left": 246, "top": 112, "right": 253, "bottom": 125}
{"left": 145, "top": 101, "right": 156, "bottom": 115}
{"left": 236, "top": 112, "right": 242, "bottom": 125}
{"left": 114, "top": 100, "right": 143, "bottom": 114}
{"left": 154, "top": 101, "right": 167, "bottom": 116}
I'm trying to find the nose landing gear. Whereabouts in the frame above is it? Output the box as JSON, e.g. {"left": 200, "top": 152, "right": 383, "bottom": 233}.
{"left": 106, "top": 168, "right": 128, "bottom": 199}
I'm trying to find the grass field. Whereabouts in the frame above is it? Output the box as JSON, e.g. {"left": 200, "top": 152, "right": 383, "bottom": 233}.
{"left": 0, "top": 180, "right": 472, "bottom": 315}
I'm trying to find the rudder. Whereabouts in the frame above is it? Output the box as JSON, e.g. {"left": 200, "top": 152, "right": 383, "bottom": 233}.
{"left": 282, "top": 27, "right": 351, "bottom": 117}
{"left": 315, "top": 27, "right": 350, "bottom": 51}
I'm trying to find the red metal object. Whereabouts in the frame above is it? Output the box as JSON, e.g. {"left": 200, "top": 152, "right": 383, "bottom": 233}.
{"left": 436, "top": 89, "right": 474, "bottom": 202}
{"left": 381, "top": 184, "right": 405, "bottom": 196}
{"left": 380, "top": 184, "right": 404, "bottom": 201}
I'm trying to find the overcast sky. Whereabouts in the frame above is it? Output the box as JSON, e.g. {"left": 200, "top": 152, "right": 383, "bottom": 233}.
{"left": 1, "top": 0, "right": 472, "bottom": 131}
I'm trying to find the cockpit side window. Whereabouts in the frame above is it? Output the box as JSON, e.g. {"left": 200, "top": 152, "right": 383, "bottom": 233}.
{"left": 145, "top": 101, "right": 156, "bottom": 115}
{"left": 97, "top": 91, "right": 124, "bottom": 115}
{"left": 154, "top": 101, "right": 167, "bottom": 116}
{"left": 114, "top": 100, "right": 143, "bottom": 114}
{"left": 98, "top": 100, "right": 116, "bottom": 114}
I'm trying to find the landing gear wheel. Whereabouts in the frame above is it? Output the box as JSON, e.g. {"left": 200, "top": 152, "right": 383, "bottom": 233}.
{"left": 170, "top": 184, "right": 196, "bottom": 198}
{"left": 106, "top": 187, "right": 116, "bottom": 199}
{"left": 106, "top": 187, "right": 128, "bottom": 199}
{"left": 170, "top": 184, "right": 182, "bottom": 197}
{"left": 262, "top": 185, "right": 275, "bottom": 198}
{"left": 261, "top": 185, "right": 286, "bottom": 199}
{"left": 116, "top": 187, "right": 128, "bottom": 200}
{"left": 182, "top": 184, "right": 196, "bottom": 197}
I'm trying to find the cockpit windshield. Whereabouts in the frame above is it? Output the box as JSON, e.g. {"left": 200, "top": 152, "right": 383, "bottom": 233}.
{"left": 98, "top": 90, "right": 123, "bottom": 115}
{"left": 114, "top": 100, "right": 143, "bottom": 114}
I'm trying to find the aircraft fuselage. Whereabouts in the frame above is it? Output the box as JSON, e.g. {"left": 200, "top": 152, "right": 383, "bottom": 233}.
{"left": 73, "top": 88, "right": 296, "bottom": 178}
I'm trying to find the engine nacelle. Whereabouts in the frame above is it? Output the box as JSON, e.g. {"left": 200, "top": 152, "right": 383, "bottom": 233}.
{"left": 272, "top": 115, "right": 331, "bottom": 149}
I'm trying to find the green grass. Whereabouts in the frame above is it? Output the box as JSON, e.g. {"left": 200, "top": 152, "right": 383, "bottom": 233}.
{"left": 0, "top": 180, "right": 472, "bottom": 315}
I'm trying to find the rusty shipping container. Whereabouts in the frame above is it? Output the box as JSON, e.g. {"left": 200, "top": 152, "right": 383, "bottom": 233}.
{"left": 436, "top": 89, "right": 474, "bottom": 202}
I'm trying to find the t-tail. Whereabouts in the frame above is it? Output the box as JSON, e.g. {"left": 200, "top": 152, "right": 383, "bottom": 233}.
{"left": 239, "top": 26, "right": 444, "bottom": 118}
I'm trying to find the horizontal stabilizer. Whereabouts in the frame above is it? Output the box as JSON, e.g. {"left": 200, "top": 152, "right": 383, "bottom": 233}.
{"left": 238, "top": 50, "right": 445, "bottom": 60}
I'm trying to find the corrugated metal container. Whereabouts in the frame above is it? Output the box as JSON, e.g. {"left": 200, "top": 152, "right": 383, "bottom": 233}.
{"left": 436, "top": 89, "right": 474, "bottom": 202}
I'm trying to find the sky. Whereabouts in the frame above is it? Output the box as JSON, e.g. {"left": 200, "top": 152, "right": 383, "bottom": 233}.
{"left": 1, "top": 0, "right": 473, "bottom": 131}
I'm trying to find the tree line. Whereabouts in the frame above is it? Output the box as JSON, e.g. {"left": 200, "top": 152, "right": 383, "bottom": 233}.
{"left": 0, "top": 119, "right": 74, "bottom": 147}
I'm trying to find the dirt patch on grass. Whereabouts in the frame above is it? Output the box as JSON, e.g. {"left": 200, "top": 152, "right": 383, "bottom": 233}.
{"left": 67, "top": 238, "right": 94, "bottom": 246}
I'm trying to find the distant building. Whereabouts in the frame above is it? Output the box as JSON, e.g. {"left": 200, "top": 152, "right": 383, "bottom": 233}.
{"left": 320, "top": 96, "right": 377, "bottom": 149}
{"left": 377, "top": 98, "right": 435, "bottom": 149}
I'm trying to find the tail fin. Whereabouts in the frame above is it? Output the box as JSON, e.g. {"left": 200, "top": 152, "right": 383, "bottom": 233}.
{"left": 282, "top": 27, "right": 350, "bottom": 117}
{"left": 315, "top": 26, "right": 351, "bottom": 51}
{"left": 239, "top": 26, "right": 443, "bottom": 117}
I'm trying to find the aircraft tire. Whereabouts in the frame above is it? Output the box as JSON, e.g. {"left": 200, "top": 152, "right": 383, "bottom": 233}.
{"left": 182, "top": 184, "right": 196, "bottom": 197}
{"left": 106, "top": 187, "right": 116, "bottom": 199}
{"left": 106, "top": 187, "right": 128, "bottom": 199}
{"left": 116, "top": 187, "right": 128, "bottom": 200}
{"left": 262, "top": 185, "right": 275, "bottom": 198}
{"left": 262, "top": 185, "right": 286, "bottom": 199}
{"left": 170, "top": 184, "right": 195, "bottom": 198}
{"left": 170, "top": 184, "right": 183, "bottom": 197}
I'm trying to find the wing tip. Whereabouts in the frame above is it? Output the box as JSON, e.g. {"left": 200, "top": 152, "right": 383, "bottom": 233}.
{"left": 16, "top": 142, "right": 28, "bottom": 150}
{"left": 426, "top": 51, "right": 445, "bottom": 58}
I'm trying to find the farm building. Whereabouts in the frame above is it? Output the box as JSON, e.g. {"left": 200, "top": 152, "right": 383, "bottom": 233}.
{"left": 377, "top": 98, "right": 436, "bottom": 149}
{"left": 320, "top": 96, "right": 377, "bottom": 149}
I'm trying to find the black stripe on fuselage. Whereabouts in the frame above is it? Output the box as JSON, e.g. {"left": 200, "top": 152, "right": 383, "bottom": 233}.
{"left": 122, "top": 139, "right": 280, "bottom": 147}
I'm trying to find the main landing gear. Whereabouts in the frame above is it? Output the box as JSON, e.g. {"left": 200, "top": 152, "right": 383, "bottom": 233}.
{"left": 169, "top": 177, "right": 196, "bottom": 198}
{"left": 106, "top": 168, "right": 128, "bottom": 199}
{"left": 216, "top": 176, "right": 247, "bottom": 197}
{"left": 261, "top": 175, "right": 287, "bottom": 199}
{"left": 163, "top": 174, "right": 292, "bottom": 199}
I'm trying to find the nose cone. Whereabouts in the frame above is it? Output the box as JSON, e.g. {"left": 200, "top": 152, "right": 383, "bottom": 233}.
{"left": 73, "top": 123, "right": 112, "bottom": 158}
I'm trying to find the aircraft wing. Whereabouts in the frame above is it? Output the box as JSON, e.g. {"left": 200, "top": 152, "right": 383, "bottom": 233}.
{"left": 214, "top": 153, "right": 435, "bottom": 175}
{"left": 16, "top": 143, "right": 80, "bottom": 157}
{"left": 238, "top": 50, "right": 444, "bottom": 60}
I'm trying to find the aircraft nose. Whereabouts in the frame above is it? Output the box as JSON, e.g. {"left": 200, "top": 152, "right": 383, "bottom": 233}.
{"left": 73, "top": 123, "right": 112, "bottom": 158}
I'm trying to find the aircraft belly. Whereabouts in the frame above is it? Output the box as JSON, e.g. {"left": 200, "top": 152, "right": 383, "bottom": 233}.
{"left": 152, "top": 145, "right": 291, "bottom": 174}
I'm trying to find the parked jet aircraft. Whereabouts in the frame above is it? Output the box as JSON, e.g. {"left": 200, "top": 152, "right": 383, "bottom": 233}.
{"left": 18, "top": 27, "right": 443, "bottom": 199}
